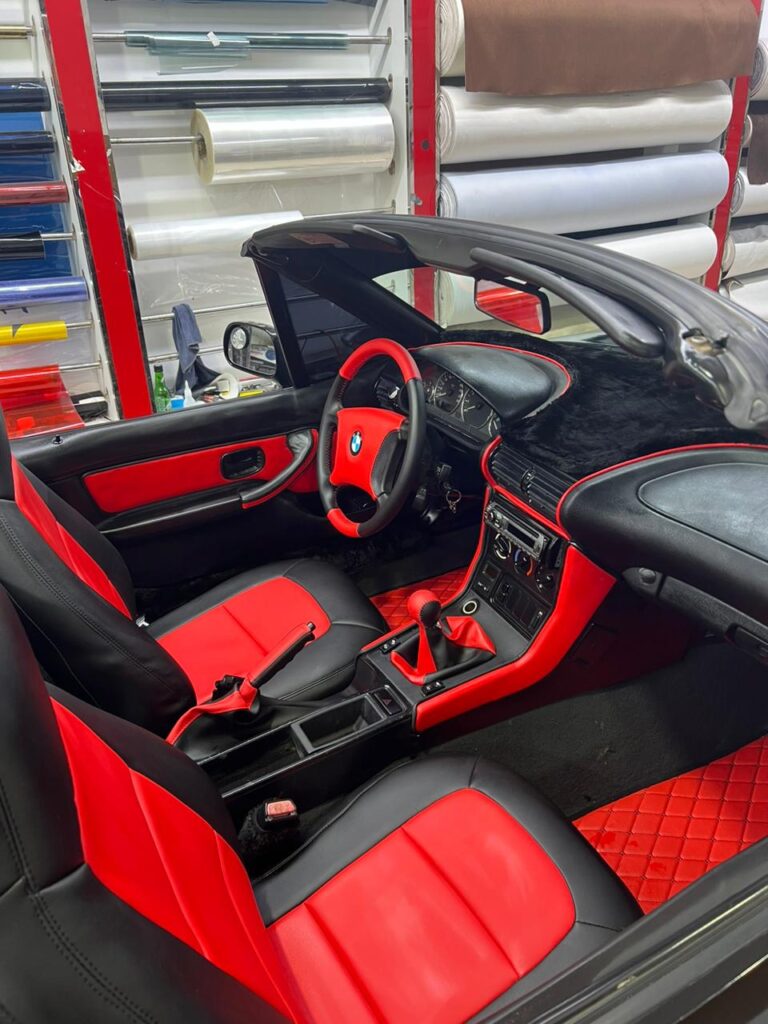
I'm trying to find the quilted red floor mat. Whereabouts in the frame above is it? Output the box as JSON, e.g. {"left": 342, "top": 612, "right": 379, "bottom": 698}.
{"left": 371, "top": 568, "right": 468, "bottom": 631}
{"left": 576, "top": 735, "right": 768, "bottom": 913}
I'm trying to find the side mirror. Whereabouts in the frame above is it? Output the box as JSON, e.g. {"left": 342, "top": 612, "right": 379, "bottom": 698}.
{"left": 223, "top": 322, "right": 278, "bottom": 377}
{"left": 474, "top": 279, "right": 551, "bottom": 335}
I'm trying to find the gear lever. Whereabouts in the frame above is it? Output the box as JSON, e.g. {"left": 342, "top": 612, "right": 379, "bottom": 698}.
{"left": 390, "top": 589, "right": 496, "bottom": 685}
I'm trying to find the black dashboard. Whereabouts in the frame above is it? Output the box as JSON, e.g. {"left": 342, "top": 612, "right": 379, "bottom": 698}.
{"left": 375, "top": 342, "right": 569, "bottom": 449}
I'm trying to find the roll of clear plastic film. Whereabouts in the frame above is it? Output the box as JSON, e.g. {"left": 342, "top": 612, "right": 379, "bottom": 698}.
{"left": 127, "top": 210, "right": 303, "bottom": 260}
{"left": 191, "top": 104, "right": 395, "bottom": 185}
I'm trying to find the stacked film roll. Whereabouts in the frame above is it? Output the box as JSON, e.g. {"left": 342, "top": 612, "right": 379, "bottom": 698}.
{"left": 191, "top": 104, "right": 395, "bottom": 185}
{"left": 723, "top": 225, "right": 768, "bottom": 278}
{"left": 752, "top": 5, "right": 768, "bottom": 99}
{"left": 440, "top": 152, "right": 729, "bottom": 234}
{"left": 722, "top": 276, "right": 768, "bottom": 319}
{"left": 439, "top": 0, "right": 465, "bottom": 77}
{"left": 438, "top": 82, "right": 733, "bottom": 164}
{"left": 438, "top": 224, "right": 719, "bottom": 326}
{"left": 128, "top": 210, "right": 303, "bottom": 260}
{"left": 731, "top": 169, "right": 768, "bottom": 218}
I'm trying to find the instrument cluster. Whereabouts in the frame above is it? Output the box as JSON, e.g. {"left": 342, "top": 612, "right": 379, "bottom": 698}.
{"left": 420, "top": 364, "right": 500, "bottom": 440}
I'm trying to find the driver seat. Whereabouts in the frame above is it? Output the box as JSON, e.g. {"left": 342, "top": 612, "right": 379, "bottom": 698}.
{"left": 0, "top": 421, "right": 385, "bottom": 741}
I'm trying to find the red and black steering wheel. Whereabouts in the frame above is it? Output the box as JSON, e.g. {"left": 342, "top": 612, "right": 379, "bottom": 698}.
{"left": 318, "top": 338, "right": 426, "bottom": 538}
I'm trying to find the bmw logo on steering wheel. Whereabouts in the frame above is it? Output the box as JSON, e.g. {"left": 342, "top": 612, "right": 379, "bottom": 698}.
{"left": 350, "top": 430, "right": 363, "bottom": 456}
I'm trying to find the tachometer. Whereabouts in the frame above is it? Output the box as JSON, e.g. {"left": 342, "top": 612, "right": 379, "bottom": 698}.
{"left": 460, "top": 389, "right": 492, "bottom": 431}
{"left": 433, "top": 371, "right": 464, "bottom": 413}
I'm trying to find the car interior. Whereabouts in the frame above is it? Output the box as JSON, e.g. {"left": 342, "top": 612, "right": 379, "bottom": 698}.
{"left": 1, "top": 216, "right": 768, "bottom": 1022}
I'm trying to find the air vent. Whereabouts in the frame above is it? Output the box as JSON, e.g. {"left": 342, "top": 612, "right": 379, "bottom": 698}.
{"left": 489, "top": 443, "right": 574, "bottom": 522}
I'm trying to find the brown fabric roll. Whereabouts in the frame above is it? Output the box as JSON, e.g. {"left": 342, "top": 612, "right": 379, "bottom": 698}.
{"left": 747, "top": 112, "right": 768, "bottom": 185}
{"left": 462, "top": 0, "right": 758, "bottom": 98}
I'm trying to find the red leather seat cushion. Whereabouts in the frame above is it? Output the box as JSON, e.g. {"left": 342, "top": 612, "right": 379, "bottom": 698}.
{"left": 272, "top": 789, "right": 575, "bottom": 1024}
{"left": 157, "top": 578, "right": 330, "bottom": 702}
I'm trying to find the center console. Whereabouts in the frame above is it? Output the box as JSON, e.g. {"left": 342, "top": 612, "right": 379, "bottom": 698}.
{"left": 477, "top": 501, "right": 564, "bottom": 638}
{"left": 206, "top": 489, "right": 574, "bottom": 816}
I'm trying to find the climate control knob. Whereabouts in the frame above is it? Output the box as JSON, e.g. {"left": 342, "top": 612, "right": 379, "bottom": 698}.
{"left": 513, "top": 548, "right": 536, "bottom": 577}
{"left": 493, "top": 534, "right": 513, "bottom": 561}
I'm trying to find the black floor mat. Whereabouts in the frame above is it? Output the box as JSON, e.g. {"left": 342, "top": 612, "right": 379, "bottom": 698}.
{"left": 428, "top": 640, "right": 768, "bottom": 820}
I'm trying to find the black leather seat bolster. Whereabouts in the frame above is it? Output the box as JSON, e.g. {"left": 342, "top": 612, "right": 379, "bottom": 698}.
{"left": 255, "top": 755, "right": 641, "bottom": 929}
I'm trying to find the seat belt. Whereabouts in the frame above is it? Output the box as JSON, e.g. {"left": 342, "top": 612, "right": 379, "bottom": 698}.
{"left": 165, "top": 622, "right": 316, "bottom": 745}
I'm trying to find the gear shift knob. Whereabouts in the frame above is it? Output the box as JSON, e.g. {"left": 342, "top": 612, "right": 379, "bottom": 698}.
{"left": 407, "top": 590, "right": 442, "bottom": 630}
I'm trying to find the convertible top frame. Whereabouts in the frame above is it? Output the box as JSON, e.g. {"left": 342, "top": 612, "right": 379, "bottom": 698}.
{"left": 242, "top": 214, "right": 768, "bottom": 436}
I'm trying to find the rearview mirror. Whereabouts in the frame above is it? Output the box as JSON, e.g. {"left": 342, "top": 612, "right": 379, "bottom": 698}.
{"left": 474, "top": 279, "right": 551, "bottom": 335}
{"left": 223, "top": 322, "right": 278, "bottom": 377}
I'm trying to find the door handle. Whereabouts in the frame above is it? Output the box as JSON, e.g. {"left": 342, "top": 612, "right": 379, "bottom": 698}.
{"left": 239, "top": 430, "right": 314, "bottom": 508}
{"left": 221, "top": 447, "right": 265, "bottom": 480}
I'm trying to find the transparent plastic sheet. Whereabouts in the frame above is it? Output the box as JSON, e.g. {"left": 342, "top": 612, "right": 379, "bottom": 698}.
{"left": 0, "top": 276, "right": 87, "bottom": 307}
{"left": 127, "top": 209, "right": 302, "bottom": 260}
{"left": 191, "top": 103, "right": 395, "bottom": 184}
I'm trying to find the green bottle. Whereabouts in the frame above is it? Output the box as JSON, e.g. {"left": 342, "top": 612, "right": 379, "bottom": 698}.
{"left": 153, "top": 364, "right": 171, "bottom": 413}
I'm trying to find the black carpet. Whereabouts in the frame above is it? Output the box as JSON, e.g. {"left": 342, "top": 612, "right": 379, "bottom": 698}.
{"left": 429, "top": 640, "right": 768, "bottom": 820}
{"left": 445, "top": 330, "right": 765, "bottom": 479}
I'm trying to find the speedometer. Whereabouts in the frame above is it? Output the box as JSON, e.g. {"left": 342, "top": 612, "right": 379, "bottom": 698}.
{"left": 433, "top": 371, "right": 464, "bottom": 413}
{"left": 460, "top": 389, "right": 492, "bottom": 431}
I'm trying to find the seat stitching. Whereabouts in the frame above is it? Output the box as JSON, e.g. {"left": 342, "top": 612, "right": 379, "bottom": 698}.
{"left": 213, "top": 836, "right": 294, "bottom": 1016}
{"left": 128, "top": 773, "right": 210, "bottom": 959}
{"left": 399, "top": 828, "right": 520, "bottom": 976}
{"left": 301, "top": 900, "right": 387, "bottom": 1024}
{"left": 257, "top": 758, "right": 418, "bottom": 882}
{"left": 30, "top": 891, "right": 158, "bottom": 1023}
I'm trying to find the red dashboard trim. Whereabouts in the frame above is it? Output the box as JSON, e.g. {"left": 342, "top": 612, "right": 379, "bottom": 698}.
{"left": 415, "top": 546, "right": 615, "bottom": 731}
{"left": 481, "top": 436, "right": 571, "bottom": 540}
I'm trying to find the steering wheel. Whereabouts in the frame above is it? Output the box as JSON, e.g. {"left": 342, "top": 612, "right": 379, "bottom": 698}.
{"left": 318, "top": 338, "right": 426, "bottom": 538}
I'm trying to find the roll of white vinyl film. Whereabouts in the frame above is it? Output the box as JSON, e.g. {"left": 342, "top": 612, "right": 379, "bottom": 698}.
{"left": 439, "top": 81, "right": 733, "bottom": 164}
{"left": 722, "top": 274, "right": 768, "bottom": 319}
{"left": 731, "top": 169, "right": 768, "bottom": 217}
{"left": 440, "top": 152, "right": 729, "bottom": 234}
{"left": 438, "top": 224, "right": 718, "bottom": 326}
{"left": 439, "top": 0, "right": 465, "bottom": 77}
{"left": 192, "top": 104, "right": 395, "bottom": 185}
{"left": 127, "top": 210, "right": 303, "bottom": 261}
{"left": 725, "top": 225, "right": 768, "bottom": 278}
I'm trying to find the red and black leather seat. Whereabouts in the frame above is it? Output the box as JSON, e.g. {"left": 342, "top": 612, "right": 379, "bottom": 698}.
{"left": 0, "top": 422, "right": 385, "bottom": 740}
{"left": 0, "top": 589, "right": 641, "bottom": 1023}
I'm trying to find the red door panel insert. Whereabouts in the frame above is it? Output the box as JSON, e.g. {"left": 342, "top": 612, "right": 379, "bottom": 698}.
{"left": 84, "top": 434, "right": 316, "bottom": 514}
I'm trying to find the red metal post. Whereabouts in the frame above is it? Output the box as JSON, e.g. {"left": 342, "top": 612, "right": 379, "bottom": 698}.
{"left": 43, "top": 0, "right": 153, "bottom": 417}
{"left": 705, "top": 0, "right": 762, "bottom": 291}
{"left": 410, "top": 0, "right": 438, "bottom": 318}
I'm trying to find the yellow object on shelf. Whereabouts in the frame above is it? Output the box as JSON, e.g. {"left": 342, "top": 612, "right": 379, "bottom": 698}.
{"left": 0, "top": 321, "right": 68, "bottom": 345}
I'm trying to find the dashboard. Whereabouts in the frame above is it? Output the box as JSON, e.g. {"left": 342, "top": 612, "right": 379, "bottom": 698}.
{"left": 374, "top": 343, "right": 569, "bottom": 449}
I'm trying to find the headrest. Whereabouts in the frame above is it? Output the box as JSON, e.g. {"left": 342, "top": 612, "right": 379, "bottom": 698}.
{"left": 0, "top": 587, "right": 82, "bottom": 891}
{"left": 0, "top": 411, "right": 14, "bottom": 501}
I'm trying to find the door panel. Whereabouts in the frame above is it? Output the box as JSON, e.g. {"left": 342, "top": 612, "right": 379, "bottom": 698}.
{"left": 14, "top": 384, "right": 336, "bottom": 591}
{"left": 83, "top": 435, "right": 313, "bottom": 514}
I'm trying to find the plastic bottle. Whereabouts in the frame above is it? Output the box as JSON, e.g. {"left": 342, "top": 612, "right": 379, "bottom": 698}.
{"left": 152, "top": 364, "right": 171, "bottom": 413}
{"left": 182, "top": 381, "right": 196, "bottom": 408}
